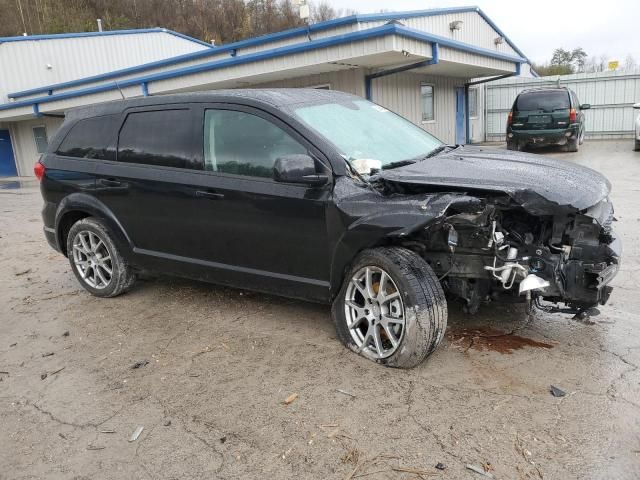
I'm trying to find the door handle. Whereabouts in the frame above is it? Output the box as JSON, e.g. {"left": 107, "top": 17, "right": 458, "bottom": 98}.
{"left": 98, "top": 178, "right": 126, "bottom": 188}
{"left": 196, "top": 190, "right": 224, "bottom": 200}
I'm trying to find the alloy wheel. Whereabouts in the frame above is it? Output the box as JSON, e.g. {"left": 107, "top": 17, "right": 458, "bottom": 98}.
{"left": 344, "top": 266, "right": 406, "bottom": 359}
{"left": 71, "top": 230, "right": 113, "bottom": 289}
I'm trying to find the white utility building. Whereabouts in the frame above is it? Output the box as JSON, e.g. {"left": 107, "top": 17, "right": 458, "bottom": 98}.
{"left": 0, "top": 6, "right": 534, "bottom": 177}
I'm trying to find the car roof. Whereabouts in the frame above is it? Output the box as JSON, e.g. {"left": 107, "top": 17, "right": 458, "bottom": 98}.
{"left": 518, "top": 87, "right": 570, "bottom": 95}
{"left": 65, "top": 88, "right": 359, "bottom": 120}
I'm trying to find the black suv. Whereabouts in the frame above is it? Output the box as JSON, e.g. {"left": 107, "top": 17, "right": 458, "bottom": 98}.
{"left": 507, "top": 87, "right": 590, "bottom": 152}
{"left": 37, "top": 89, "right": 620, "bottom": 368}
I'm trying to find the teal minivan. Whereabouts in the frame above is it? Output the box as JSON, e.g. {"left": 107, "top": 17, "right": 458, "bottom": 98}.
{"left": 506, "top": 87, "right": 590, "bottom": 152}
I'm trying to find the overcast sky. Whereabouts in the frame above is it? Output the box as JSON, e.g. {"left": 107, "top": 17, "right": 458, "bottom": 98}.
{"left": 328, "top": 0, "right": 639, "bottom": 64}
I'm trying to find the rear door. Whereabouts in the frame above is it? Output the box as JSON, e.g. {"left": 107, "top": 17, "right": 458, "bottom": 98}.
{"left": 513, "top": 90, "right": 571, "bottom": 130}
{"left": 93, "top": 106, "right": 206, "bottom": 263}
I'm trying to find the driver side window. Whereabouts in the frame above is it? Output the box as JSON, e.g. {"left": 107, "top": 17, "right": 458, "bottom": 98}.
{"left": 204, "top": 109, "right": 307, "bottom": 178}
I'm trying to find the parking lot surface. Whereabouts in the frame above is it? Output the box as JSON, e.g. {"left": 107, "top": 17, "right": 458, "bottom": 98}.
{"left": 1, "top": 140, "right": 639, "bottom": 479}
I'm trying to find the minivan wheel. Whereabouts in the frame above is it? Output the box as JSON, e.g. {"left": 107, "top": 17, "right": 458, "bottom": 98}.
{"left": 566, "top": 137, "right": 579, "bottom": 152}
{"left": 332, "top": 247, "right": 447, "bottom": 368}
{"left": 66, "top": 218, "right": 136, "bottom": 298}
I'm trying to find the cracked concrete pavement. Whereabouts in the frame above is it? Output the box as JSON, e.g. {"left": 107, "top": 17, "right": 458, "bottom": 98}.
{"left": 1, "top": 140, "right": 639, "bottom": 479}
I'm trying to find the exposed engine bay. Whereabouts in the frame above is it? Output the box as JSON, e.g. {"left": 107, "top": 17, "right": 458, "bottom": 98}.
{"left": 396, "top": 193, "right": 620, "bottom": 315}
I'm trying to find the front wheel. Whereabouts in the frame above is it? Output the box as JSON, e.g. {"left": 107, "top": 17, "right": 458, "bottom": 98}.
{"left": 332, "top": 247, "right": 448, "bottom": 368}
{"left": 66, "top": 217, "right": 137, "bottom": 298}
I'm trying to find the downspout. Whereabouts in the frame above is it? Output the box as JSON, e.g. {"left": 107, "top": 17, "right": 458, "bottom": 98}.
{"left": 464, "top": 62, "right": 521, "bottom": 144}
{"left": 365, "top": 42, "right": 439, "bottom": 101}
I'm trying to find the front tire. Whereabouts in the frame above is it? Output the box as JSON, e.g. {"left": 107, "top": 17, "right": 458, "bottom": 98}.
{"left": 332, "top": 247, "right": 447, "bottom": 368}
{"left": 66, "top": 217, "right": 136, "bottom": 298}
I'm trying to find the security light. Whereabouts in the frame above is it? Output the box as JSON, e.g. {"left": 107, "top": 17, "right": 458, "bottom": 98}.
{"left": 494, "top": 36, "right": 504, "bottom": 45}
{"left": 449, "top": 20, "right": 463, "bottom": 31}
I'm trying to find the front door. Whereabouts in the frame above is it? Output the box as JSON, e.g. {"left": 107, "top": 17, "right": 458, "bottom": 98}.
{"left": 191, "top": 105, "right": 332, "bottom": 300}
{"left": 0, "top": 130, "right": 18, "bottom": 177}
{"left": 455, "top": 87, "right": 466, "bottom": 145}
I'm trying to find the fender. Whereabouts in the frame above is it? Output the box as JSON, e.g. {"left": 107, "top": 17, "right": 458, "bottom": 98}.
{"left": 327, "top": 187, "right": 484, "bottom": 298}
{"left": 55, "top": 192, "right": 134, "bottom": 259}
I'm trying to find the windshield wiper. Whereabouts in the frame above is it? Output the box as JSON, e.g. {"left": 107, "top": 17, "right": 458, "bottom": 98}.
{"left": 422, "top": 144, "right": 461, "bottom": 160}
{"left": 381, "top": 159, "right": 417, "bottom": 170}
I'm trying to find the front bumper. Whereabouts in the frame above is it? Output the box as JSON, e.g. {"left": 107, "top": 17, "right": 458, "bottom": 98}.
{"left": 508, "top": 126, "right": 579, "bottom": 146}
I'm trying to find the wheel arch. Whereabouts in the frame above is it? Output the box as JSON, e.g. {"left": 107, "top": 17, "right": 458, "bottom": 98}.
{"left": 328, "top": 212, "right": 439, "bottom": 300}
{"left": 55, "top": 193, "right": 133, "bottom": 259}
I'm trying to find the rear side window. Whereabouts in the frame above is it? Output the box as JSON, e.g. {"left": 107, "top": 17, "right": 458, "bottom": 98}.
{"left": 118, "top": 109, "right": 200, "bottom": 169}
{"left": 57, "top": 115, "right": 118, "bottom": 160}
{"left": 515, "top": 91, "right": 570, "bottom": 112}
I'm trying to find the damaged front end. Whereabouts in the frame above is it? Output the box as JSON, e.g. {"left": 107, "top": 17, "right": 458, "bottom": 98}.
{"left": 397, "top": 192, "right": 621, "bottom": 315}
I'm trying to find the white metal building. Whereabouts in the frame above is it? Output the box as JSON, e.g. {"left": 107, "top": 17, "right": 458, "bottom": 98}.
{"left": 0, "top": 6, "right": 535, "bottom": 177}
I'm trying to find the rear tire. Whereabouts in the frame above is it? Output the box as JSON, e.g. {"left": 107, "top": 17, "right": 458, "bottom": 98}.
{"left": 66, "top": 217, "right": 136, "bottom": 298}
{"left": 634, "top": 139, "right": 640, "bottom": 152}
{"left": 566, "top": 138, "right": 579, "bottom": 152}
{"left": 506, "top": 140, "right": 522, "bottom": 151}
{"left": 332, "top": 247, "right": 447, "bottom": 368}
{"left": 578, "top": 127, "right": 585, "bottom": 145}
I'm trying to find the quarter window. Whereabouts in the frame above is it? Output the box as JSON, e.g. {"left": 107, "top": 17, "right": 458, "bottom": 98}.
{"left": 204, "top": 109, "right": 307, "bottom": 178}
{"left": 420, "top": 84, "right": 434, "bottom": 122}
{"left": 33, "top": 126, "right": 48, "bottom": 154}
{"left": 57, "top": 115, "right": 118, "bottom": 160}
{"left": 118, "top": 109, "right": 200, "bottom": 169}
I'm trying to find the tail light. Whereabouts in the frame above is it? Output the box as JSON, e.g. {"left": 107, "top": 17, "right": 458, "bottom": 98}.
{"left": 507, "top": 110, "right": 513, "bottom": 126}
{"left": 34, "top": 160, "right": 46, "bottom": 181}
{"left": 569, "top": 108, "right": 577, "bottom": 123}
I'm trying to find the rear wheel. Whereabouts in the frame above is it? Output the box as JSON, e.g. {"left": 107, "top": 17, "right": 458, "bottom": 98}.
{"left": 578, "top": 127, "right": 585, "bottom": 145}
{"left": 566, "top": 137, "right": 579, "bottom": 152}
{"left": 506, "top": 140, "right": 522, "bottom": 151}
{"left": 634, "top": 139, "right": 640, "bottom": 151}
{"left": 66, "top": 218, "right": 136, "bottom": 298}
{"left": 332, "top": 247, "right": 447, "bottom": 368}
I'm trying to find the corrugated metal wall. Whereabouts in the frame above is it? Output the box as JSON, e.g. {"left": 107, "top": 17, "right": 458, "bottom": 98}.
{"left": 8, "top": 116, "right": 63, "bottom": 175}
{"left": 0, "top": 32, "right": 209, "bottom": 103}
{"left": 484, "top": 71, "right": 640, "bottom": 141}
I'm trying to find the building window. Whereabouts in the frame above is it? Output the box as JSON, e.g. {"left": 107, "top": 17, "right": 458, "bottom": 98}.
{"left": 469, "top": 88, "right": 478, "bottom": 117}
{"left": 420, "top": 84, "right": 434, "bottom": 122}
{"left": 32, "top": 126, "right": 48, "bottom": 154}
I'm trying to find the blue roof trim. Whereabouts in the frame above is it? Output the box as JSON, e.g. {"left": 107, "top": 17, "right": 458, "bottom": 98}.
{"left": 0, "top": 24, "right": 524, "bottom": 114}
{"left": 0, "top": 27, "right": 213, "bottom": 49}
{"left": 8, "top": 6, "right": 528, "bottom": 99}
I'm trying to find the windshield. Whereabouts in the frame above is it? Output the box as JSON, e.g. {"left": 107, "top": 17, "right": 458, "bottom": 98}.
{"left": 515, "top": 91, "right": 570, "bottom": 112}
{"left": 292, "top": 100, "right": 442, "bottom": 168}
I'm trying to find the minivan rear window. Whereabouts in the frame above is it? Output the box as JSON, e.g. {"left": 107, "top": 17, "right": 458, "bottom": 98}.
{"left": 515, "top": 91, "right": 570, "bottom": 112}
{"left": 57, "top": 115, "right": 118, "bottom": 160}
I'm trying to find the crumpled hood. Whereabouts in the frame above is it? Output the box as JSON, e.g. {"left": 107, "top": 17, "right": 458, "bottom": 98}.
{"left": 377, "top": 146, "right": 611, "bottom": 214}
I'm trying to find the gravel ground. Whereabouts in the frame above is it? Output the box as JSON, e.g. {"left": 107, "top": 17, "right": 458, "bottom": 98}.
{"left": 1, "top": 140, "right": 639, "bottom": 479}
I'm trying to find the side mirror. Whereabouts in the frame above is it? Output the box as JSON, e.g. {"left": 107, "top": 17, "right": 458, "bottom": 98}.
{"left": 633, "top": 103, "right": 640, "bottom": 110}
{"left": 580, "top": 104, "right": 591, "bottom": 110}
{"left": 273, "top": 154, "right": 328, "bottom": 186}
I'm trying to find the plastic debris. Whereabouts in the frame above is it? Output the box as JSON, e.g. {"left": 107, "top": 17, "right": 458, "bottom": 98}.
{"left": 550, "top": 385, "right": 566, "bottom": 397}
{"left": 336, "top": 389, "right": 356, "bottom": 398}
{"left": 466, "top": 464, "right": 495, "bottom": 478}
{"left": 284, "top": 393, "right": 298, "bottom": 405}
{"left": 131, "top": 360, "right": 149, "bottom": 369}
{"left": 129, "top": 426, "right": 144, "bottom": 442}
